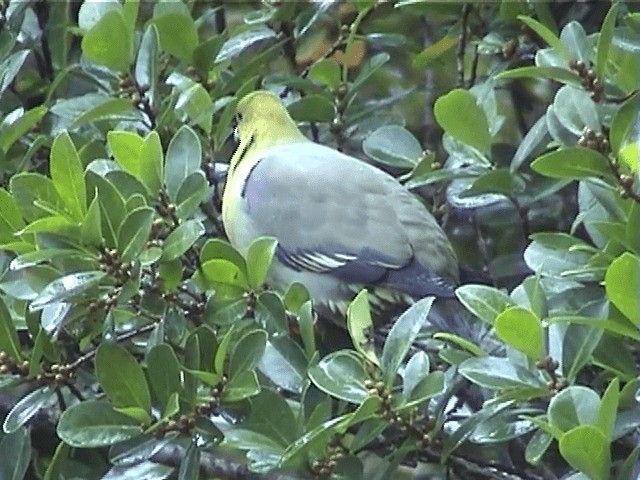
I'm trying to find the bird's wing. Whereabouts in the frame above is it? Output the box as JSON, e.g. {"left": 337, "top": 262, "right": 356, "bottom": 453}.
{"left": 238, "top": 142, "right": 457, "bottom": 297}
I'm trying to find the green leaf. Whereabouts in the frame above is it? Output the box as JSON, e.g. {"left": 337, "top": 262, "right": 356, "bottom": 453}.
{"left": 563, "top": 323, "right": 604, "bottom": 381}
{"left": 0, "top": 188, "right": 25, "bottom": 239}
{"left": 559, "top": 425, "right": 610, "bottom": 480}
{"left": 596, "top": 3, "right": 619, "bottom": 80}
{"left": 308, "top": 350, "right": 368, "bottom": 403}
{"left": 245, "top": 237, "right": 277, "bottom": 289}
{"left": 0, "top": 427, "right": 30, "bottom": 480}
{"left": 0, "top": 51, "right": 29, "bottom": 96}
{"left": 81, "top": 9, "right": 132, "bottom": 71}
{"left": 347, "top": 290, "right": 379, "bottom": 367}
{"left": 107, "top": 131, "right": 144, "bottom": 183}
{"left": 147, "top": 344, "right": 182, "bottom": 412}
{"left": 0, "top": 106, "right": 47, "bottom": 153}
{"left": 164, "top": 126, "right": 202, "bottom": 200}
{"left": 176, "top": 171, "right": 208, "bottom": 218}
{"left": 161, "top": 219, "right": 205, "bottom": 262}
{"left": 245, "top": 388, "right": 298, "bottom": 447}
{"left": 350, "top": 52, "right": 390, "bottom": 93}
{"left": 455, "top": 284, "right": 512, "bottom": 325}
{"left": 200, "top": 239, "right": 247, "bottom": 272}
{"left": 617, "top": 447, "right": 640, "bottom": 480}
{"left": 548, "top": 386, "right": 600, "bottom": 432}
{"left": 197, "top": 259, "right": 249, "bottom": 293}
{"left": 57, "top": 400, "right": 143, "bottom": 448}
{"left": 81, "top": 195, "right": 103, "bottom": 246}
{"left": 434, "top": 89, "right": 491, "bottom": 154}
{"left": 610, "top": 93, "right": 640, "bottom": 156}
{"left": 441, "top": 401, "right": 514, "bottom": 462}
{"left": 381, "top": 297, "right": 434, "bottom": 386}
{"left": 0, "top": 295, "right": 22, "bottom": 361}
{"left": 10, "top": 172, "right": 65, "bottom": 222}
{"left": 135, "top": 131, "right": 163, "bottom": 195}
{"left": 465, "top": 168, "right": 525, "bottom": 197}
{"left": 50, "top": 131, "right": 87, "bottom": 221}
{"left": 215, "top": 27, "right": 277, "bottom": 63}
{"left": 213, "top": 97, "right": 238, "bottom": 151}
{"left": 525, "top": 429, "right": 553, "bottom": 466}
{"left": 3, "top": 387, "right": 54, "bottom": 434}
{"left": 214, "top": 325, "right": 235, "bottom": 377}
{"left": 459, "top": 356, "right": 546, "bottom": 390}
{"left": 605, "top": 252, "right": 640, "bottom": 325}
{"left": 29, "top": 271, "right": 106, "bottom": 311}
{"left": 496, "top": 66, "right": 581, "bottom": 86}
{"left": 117, "top": 207, "right": 154, "bottom": 262}
{"left": 308, "top": 59, "right": 341, "bottom": 88}
{"left": 531, "top": 148, "right": 613, "bottom": 179}
{"left": 283, "top": 283, "right": 310, "bottom": 313}
{"left": 560, "top": 21, "right": 591, "bottom": 63}
{"left": 258, "top": 337, "right": 306, "bottom": 394}
{"left": 96, "top": 343, "right": 152, "bottom": 415}
{"left": 178, "top": 441, "right": 200, "bottom": 480}
{"left": 67, "top": 96, "right": 139, "bottom": 129}
{"left": 363, "top": 126, "right": 422, "bottom": 169}
{"left": 287, "top": 95, "right": 335, "bottom": 123}
{"left": 412, "top": 25, "right": 459, "bottom": 70}
{"left": 152, "top": 13, "right": 197, "bottom": 61}
{"left": 597, "top": 377, "right": 619, "bottom": 441}
{"left": 223, "top": 370, "right": 261, "bottom": 402}
{"left": 102, "top": 462, "right": 173, "bottom": 480}
{"left": 518, "top": 15, "right": 569, "bottom": 59}
{"left": 494, "top": 307, "right": 545, "bottom": 359}
{"left": 229, "top": 329, "right": 268, "bottom": 377}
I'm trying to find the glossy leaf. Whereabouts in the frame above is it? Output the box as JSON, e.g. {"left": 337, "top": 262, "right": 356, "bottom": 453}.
{"left": 57, "top": 400, "right": 143, "bottom": 448}
{"left": 164, "top": 126, "right": 202, "bottom": 200}
{"left": 596, "top": 3, "right": 619, "bottom": 80}
{"left": 161, "top": 219, "right": 204, "bottom": 262}
{"left": 495, "top": 307, "right": 545, "bottom": 359}
{"left": 531, "top": 148, "right": 613, "bottom": 179}
{"left": 0, "top": 428, "right": 31, "bottom": 480}
{"left": 347, "top": 290, "right": 379, "bottom": 367}
{"left": 459, "top": 356, "right": 546, "bottom": 390}
{"left": 455, "top": 284, "right": 512, "bottom": 325}
{"left": 308, "top": 350, "right": 368, "bottom": 403}
{"left": 96, "top": 343, "right": 151, "bottom": 416}
{"left": 147, "top": 344, "right": 182, "bottom": 412}
{"left": 381, "top": 297, "right": 434, "bottom": 386}
{"left": 0, "top": 295, "right": 22, "bottom": 361}
{"left": 229, "top": 329, "right": 268, "bottom": 377}
{"left": 605, "top": 253, "right": 639, "bottom": 325}
{"left": 434, "top": 89, "right": 491, "bottom": 154}
{"left": 559, "top": 425, "right": 610, "bottom": 480}
{"left": 3, "top": 387, "right": 54, "bottom": 434}
{"left": 245, "top": 237, "right": 277, "bottom": 289}
{"left": 287, "top": 95, "right": 335, "bottom": 123}
{"left": 49, "top": 131, "right": 86, "bottom": 221}
{"left": 152, "top": 13, "right": 197, "bottom": 61}
{"left": 308, "top": 59, "right": 341, "bottom": 88}
{"left": 81, "top": 9, "right": 132, "bottom": 71}
{"left": 117, "top": 207, "right": 154, "bottom": 262}
{"left": 548, "top": 386, "right": 600, "bottom": 432}
{"left": 29, "top": 271, "right": 106, "bottom": 311}
{"left": 363, "top": 126, "right": 422, "bottom": 169}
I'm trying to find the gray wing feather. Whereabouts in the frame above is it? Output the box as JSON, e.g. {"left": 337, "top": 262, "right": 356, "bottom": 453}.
{"left": 240, "top": 142, "right": 458, "bottom": 296}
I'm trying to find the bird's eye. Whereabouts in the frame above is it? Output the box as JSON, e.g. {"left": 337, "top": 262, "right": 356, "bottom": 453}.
{"left": 236, "top": 112, "right": 243, "bottom": 122}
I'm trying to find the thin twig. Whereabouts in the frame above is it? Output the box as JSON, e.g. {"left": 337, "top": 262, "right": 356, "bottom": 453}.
{"left": 456, "top": 4, "right": 472, "bottom": 88}
{"left": 67, "top": 322, "right": 158, "bottom": 370}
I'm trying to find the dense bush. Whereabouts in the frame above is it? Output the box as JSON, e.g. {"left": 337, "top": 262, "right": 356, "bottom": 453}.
{"left": 0, "top": 1, "right": 638, "bottom": 479}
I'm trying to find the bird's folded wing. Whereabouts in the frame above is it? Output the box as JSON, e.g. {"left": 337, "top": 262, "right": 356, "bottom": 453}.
{"left": 239, "top": 142, "right": 456, "bottom": 297}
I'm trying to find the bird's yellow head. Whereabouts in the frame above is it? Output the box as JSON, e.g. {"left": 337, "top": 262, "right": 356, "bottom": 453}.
{"left": 230, "top": 90, "right": 307, "bottom": 172}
